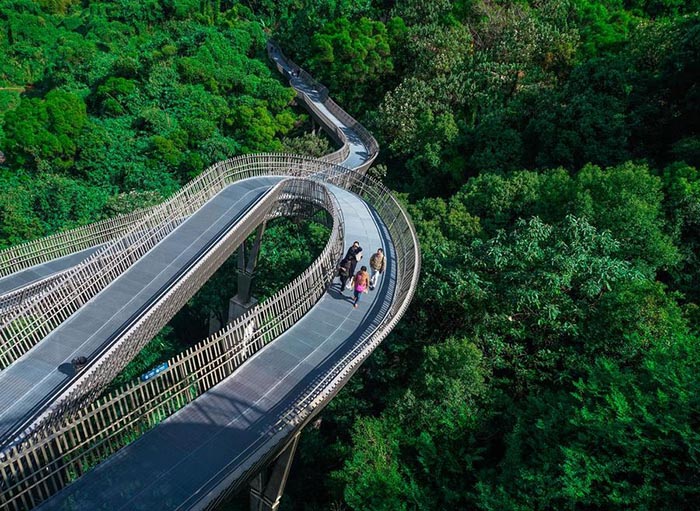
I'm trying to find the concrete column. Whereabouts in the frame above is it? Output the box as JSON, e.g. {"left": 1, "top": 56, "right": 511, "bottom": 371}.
{"left": 228, "top": 294, "right": 258, "bottom": 323}
{"left": 249, "top": 433, "right": 300, "bottom": 511}
{"left": 230, "top": 223, "right": 266, "bottom": 322}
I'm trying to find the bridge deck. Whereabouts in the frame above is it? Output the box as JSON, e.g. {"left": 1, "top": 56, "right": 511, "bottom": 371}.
{"left": 291, "top": 78, "right": 370, "bottom": 170}
{"left": 37, "top": 186, "right": 395, "bottom": 510}
{"left": 270, "top": 51, "right": 370, "bottom": 171}
{"left": 0, "top": 178, "right": 279, "bottom": 446}
{"left": 0, "top": 50, "right": 366, "bottom": 305}
{"left": 0, "top": 247, "right": 101, "bottom": 296}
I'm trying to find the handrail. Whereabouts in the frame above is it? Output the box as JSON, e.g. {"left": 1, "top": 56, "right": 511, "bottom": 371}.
{"left": 267, "top": 41, "right": 379, "bottom": 172}
{"left": 0, "top": 157, "right": 331, "bottom": 369}
{"left": 0, "top": 269, "right": 72, "bottom": 320}
{"left": 0, "top": 40, "right": 375, "bottom": 312}
{"left": 0, "top": 178, "right": 289, "bottom": 448}
{"left": 198, "top": 172, "right": 420, "bottom": 511}
{"left": 0, "top": 157, "right": 357, "bottom": 444}
{"left": 0, "top": 165, "right": 228, "bottom": 367}
{"left": 0, "top": 162, "right": 420, "bottom": 511}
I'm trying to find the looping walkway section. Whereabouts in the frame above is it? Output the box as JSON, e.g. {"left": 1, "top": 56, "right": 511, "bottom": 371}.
{"left": 0, "top": 42, "right": 420, "bottom": 510}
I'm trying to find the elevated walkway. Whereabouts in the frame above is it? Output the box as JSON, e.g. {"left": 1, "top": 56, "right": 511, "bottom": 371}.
{"left": 0, "top": 179, "right": 279, "bottom": 446}
{"left": 37, "top": 187, "right": 395, "bottom": 510}
{"left": 0, "top": 248, "right": 100, "bottom": 297}
{"left": 0, "top": 42, "right": 418, "bottom": 511}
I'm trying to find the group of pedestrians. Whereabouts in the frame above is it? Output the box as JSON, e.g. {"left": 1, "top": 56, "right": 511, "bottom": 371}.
{"left": 336, "top": 241, "right": 386, "bottom": 309}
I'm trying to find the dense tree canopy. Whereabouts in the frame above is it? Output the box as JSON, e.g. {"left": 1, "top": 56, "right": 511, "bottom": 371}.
{"left": 0, "top": 0, "right": 297, "bottom": 246}
{"left": 1, "top": 1, "right": 699, "bottom": 510}
{"left": 264, "top": 2, "right": 700, "bottom": 511}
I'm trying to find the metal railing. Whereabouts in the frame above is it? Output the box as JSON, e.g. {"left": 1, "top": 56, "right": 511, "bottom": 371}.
{"left": 199, "top": 170, "right": 420, "bottom": 511}
{"left": 0, "top": 42, "right": 378, "bottom": 372}
{"left": 0, "top": 162, "right": 420, "bottom": 510}
{"left": 0, "top": 177, "right": 346, "bottom": 511}
{"left": 0, "top": 154, "right": 360, "bottom": 432}
{"left": 0, "top": 155, "right": 368, "bottom": 444}
{"left": 0, "top": 159, "right": 311, "bottom": 370}
{"left": 0, "top": 270, "right": 72, "bottom": 321}
{"left": 0, "top": 173, "right": 222, "bottom": 368}
{"left": 6, "top": 180, "right": 285, "bottom": 443}
{"left": 267, "top": 41, "right": 379, "bottom": 172}
{"left": 0, "top": 165, "right": 419, "bottom": 511}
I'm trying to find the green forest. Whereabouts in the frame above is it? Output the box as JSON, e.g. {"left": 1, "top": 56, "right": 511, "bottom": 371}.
{"left": 1, "top": 0, "right": 700, "bottom": 509}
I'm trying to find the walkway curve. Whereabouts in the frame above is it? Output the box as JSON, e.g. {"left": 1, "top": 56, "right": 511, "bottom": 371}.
{"left": 0, "top": 42, "right": 419, "bottom": 510}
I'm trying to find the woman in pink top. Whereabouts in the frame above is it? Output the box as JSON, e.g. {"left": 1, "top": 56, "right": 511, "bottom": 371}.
{"left": 352, "top": 266, "right": 370, "bottom": 308}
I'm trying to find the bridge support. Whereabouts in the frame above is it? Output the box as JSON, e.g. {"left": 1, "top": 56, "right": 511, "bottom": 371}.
{"left": 229, "top": 223, "right": 265, "bottom": 322}
{"left": 208, "top": 223, "right": 266, "bottom": 334}
{"left": 249, "top": 433, "right": 300, "bottom": 511}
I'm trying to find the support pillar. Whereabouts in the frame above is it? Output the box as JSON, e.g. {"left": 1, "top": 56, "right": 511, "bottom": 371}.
{"left": 249, "top": 433, "right": 300, "bottom": 511}
{"left": 229, "top": 223, "right": 266, "bottom": 322}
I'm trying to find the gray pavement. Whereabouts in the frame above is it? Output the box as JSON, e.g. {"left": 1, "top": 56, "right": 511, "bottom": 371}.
{"left": 0, "top": 246, "right": 101, "bottom": 296}
{"left": 0, "top": 178, "right": 280, "bottom": 446}
{"left": 272, "top": 52, "right": 372, "bottom": 170}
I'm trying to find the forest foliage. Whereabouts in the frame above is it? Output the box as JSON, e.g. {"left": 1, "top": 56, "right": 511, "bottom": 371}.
{"left": 253, "top": 1, "right": 700, "bottom": 510}
{"left": 1, "top": 0, "right": 700, "bottom": 510}
{"left": 0, "top": 0, "right": 298, "bottom": 246}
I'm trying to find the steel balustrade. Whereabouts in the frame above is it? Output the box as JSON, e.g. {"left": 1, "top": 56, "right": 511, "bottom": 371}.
{"left": 1, "top": 158, "right": 386, "bottom": 437}
{"left": 15, "top": 181, "right": 287, "bottom": 439}
{"left": 0, "top": 271, "right": 72, "bottom": 320}
{"left": 0, "top": 156, "right": 351, "bottom": 369}
{"left": 0, "top": 174, "right": 341, "bottom": 444}
{"left": 0, "top": 166, "right": 419, "bottom": 511}
{"left": 0, "top": 208, "right": 153, "bottom": 279}
{"left": 267, "top": 41, "right": 379, "bottom": 172}
{"left": 202, "top": 175, "right": 418, "bottom": 510}
{"left": 200, "top": 176, "right": 419, "bottom": 511}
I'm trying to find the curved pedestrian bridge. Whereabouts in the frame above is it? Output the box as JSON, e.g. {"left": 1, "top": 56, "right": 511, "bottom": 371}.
{"left": 0, "top": 43, "right": 419, "bottom": 511}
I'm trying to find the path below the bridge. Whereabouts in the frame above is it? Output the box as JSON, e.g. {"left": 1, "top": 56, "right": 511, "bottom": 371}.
{"left": 0, "top": 247, "right": 101, "bottom": 296}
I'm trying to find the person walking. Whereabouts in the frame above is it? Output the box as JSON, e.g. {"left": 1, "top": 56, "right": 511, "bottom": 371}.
{"left": 345, "top": 240, "right": 363, "bottom": 263}
{"left": 337, "top": 256, "right": 353, "bottom": 292}
{"left": 369, "top": 248, "right": 386, "bottom": 290}
{"left": 352, "top": 266, "right": 370, "bottom": 308}
{"left": 344, "top": 241, "right": 363, "bottom": 288}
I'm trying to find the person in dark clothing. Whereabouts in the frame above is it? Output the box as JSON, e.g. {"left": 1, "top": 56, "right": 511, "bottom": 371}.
{"left": 344, "top": 241, "right": 363, "bottom": 281}
{"left": 345, "top": 241, "right": 363, "bottom": 260}
{"left": 337, "top": 256, "right": 354, "bottom": 292}
{"left": 71, "top": 356, "right": 88, "bottom": 372}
